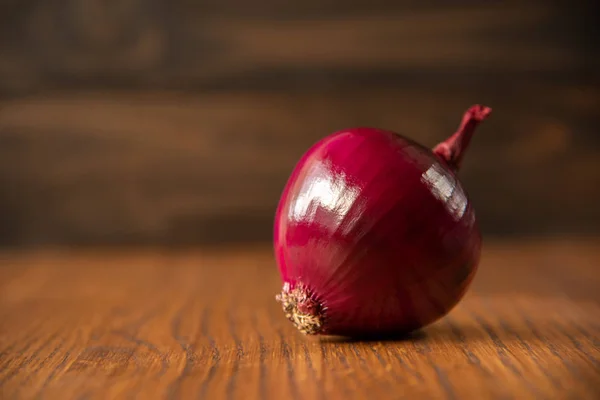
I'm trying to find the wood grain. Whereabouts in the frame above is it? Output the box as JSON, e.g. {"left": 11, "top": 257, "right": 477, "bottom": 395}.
{"left": 1, "top": 239, "right": 599, "bottom": 399}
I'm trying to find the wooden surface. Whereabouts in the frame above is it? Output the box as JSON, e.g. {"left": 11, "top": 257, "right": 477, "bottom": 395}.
{"left": 0, "top": 239, "right": 599, "bottom": 399}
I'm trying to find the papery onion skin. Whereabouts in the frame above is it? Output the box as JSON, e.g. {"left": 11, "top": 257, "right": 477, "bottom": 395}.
{"left": 274, "top": 105, "right": 491, "bottom": 337}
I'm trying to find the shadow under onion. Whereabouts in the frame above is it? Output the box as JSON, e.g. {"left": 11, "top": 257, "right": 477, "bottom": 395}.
{"left": 318, "top": 329, "right": 428, "bottom": 344}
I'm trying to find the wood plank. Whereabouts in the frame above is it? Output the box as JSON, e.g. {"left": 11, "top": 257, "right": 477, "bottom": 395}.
{"left": 0, "top": 1, "right": 596, "bottom": 95}
{"left": 1, "top": 85, "right": 598, "bottom": 245}
{"left": 0, "top": 239, "right": 599, "bottom": 399}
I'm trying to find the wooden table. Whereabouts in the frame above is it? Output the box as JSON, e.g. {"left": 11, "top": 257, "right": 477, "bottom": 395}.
{"left": 1, "top": 239, "right": 599, "bottom": 399}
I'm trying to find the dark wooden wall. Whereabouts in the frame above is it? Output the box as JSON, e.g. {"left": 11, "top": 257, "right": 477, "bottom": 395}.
{"left": 0, "top": 0, "right": 598, "bottom": 246}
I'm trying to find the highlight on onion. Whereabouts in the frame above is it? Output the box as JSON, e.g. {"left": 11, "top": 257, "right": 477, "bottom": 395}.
{"left": 274, "top": 105, "right": 491, "bottom": 337}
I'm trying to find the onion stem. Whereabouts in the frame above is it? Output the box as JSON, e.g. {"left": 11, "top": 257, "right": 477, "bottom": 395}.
{"left": 433, "top": 105, "right": 492, "bottom": 171}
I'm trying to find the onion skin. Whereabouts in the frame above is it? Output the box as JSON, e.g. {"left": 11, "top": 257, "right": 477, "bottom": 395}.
{"left": 274, "top": 105, "right": 491, "bottom": 337}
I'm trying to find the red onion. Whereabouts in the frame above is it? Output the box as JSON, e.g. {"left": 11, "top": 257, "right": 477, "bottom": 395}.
{"left": 274, "top": 105, "right": 491, "bottom": 337}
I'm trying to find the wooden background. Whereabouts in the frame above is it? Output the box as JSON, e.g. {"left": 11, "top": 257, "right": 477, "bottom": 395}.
{"left": 0, "top": 0, "right": 599, "bottom": 246}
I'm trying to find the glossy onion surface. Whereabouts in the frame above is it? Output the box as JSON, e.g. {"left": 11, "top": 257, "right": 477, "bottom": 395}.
{"left": 274, "top": 105, "right": 490, "bottom": 337}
